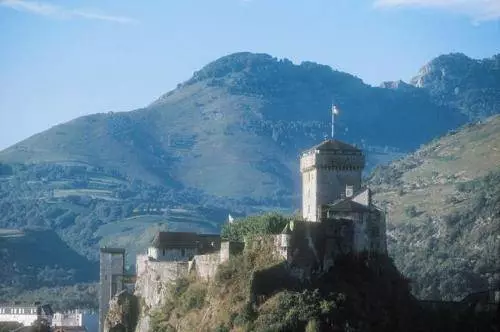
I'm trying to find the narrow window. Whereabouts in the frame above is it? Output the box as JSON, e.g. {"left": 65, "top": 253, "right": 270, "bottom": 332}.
{"left": 181, "top": 248, "right": 185, "bottom": 256}
{"left": 162, "top": 249, "right": 165, "bottom": 256}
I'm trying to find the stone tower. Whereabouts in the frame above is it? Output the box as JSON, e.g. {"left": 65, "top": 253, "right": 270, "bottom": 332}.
{"left": 300, "top": 139, "right": 365, "bottom": 221}
{"left": 99, "top": 247, "right": 125, "bottom": 332}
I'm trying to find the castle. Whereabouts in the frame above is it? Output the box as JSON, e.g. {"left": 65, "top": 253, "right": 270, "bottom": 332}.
{"left": 99, "top": 138, "right": 387, "bottom": 331}
{"left": 275, "top": 139, "right": 387, "bottom": 278}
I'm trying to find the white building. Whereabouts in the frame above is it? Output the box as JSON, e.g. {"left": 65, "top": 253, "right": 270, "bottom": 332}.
{"left": 52, "top": 310, "right": 84, "bottom": 327}
{"left": 0, "top": 303, "right": 53, "bottom": 326}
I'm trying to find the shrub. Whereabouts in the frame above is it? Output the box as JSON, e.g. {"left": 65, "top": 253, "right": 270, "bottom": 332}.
{"left": 213, "top": 325, "right": 230, "bottom": 332}
{"left": 404, "top": 205, "right": 418, "bottom": 218}
{"left": 305, "top": 318, "right": 320, "bottom": 332}
{"left": 179, "top": 284, "right": 207, "bottom": 311}
{"left": 221, "top": 212, "right": 290, "bottom": 242}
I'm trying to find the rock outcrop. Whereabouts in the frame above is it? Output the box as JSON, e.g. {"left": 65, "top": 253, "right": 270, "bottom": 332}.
{"left": 104, "top": 290, "right": 139, "bottom": 332}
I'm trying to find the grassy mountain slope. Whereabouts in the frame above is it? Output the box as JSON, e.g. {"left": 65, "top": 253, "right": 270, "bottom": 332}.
{"left": 0, "top": 163, "right": 236, "bottom": 263}
{"left": 368, "top": 115, "right": 500, "bottom": 300}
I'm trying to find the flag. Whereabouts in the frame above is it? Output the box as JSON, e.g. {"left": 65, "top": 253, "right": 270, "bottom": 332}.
{"left": 332, "top": 105, "right": 339, "bottom": 115}
{"left": 228, "top": 214, "right": 234, "bottom": 223}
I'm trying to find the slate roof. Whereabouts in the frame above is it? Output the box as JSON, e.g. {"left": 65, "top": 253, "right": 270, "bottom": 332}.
{"left": 326, "top": 199, "right": 371, "bottom": 213}
{"left": 100, "top": 247, "right": 125, "bottom": 254}
{"left": 306, "top": 139, "right": 361, "bottom": 153}
{"left": 151, "top": 231, "right": 201, "bottom": 248}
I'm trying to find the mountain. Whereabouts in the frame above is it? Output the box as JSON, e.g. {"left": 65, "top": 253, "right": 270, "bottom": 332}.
{"left": 0, "top": 52, "right": 468, "bottom": 201}
{"left": 0, "top": 228, "right": 97, "bottom": 297}
{"left": 368, "top": 114, "right": 500, "bottom": 301}
{"left": 409, "top": 53, "right": 500, "bottom": 120}
{"left": 0, "top": 51, "right": 497, "bottom": 290}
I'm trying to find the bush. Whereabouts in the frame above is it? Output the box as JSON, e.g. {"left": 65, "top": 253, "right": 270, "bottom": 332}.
{"left": 213, "top": 325, "right": 230, "bottom": 332}
{"left": 179, "top": 284, "right": 207, "bottom": 311}
{"left": 305, "top": 318, "right": 320, "bottom": 332}
{"left": 221, "top": 212, "right": 290, "bottom": 242}
{"left": 404, "top": 205, "right": 418, "bottom": 218}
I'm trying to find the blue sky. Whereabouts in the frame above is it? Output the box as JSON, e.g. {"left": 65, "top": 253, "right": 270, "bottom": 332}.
{"left": 0, "top": 0, "right": 499, "bottom": 149}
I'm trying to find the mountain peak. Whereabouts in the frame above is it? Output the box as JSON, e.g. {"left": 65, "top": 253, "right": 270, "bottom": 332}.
{"left": 151, "top": 51, "right": 365, "bottom": 107}
{"left": 185, "top": 52, "right": 280, "bottom": 85}
{"left": 409, "top": 53, "right": 500, "bottom": 119}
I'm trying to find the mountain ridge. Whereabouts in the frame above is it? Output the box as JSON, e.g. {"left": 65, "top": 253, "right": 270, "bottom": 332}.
{"left": 0, "top": 51, "right": 498, "bottom": 293}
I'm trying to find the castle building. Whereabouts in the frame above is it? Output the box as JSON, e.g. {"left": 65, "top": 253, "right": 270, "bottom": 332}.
{"left": 99, "top": 248, "right": 125, "bottom": 332}
{"left": 300, "top": 140, "right": 365, "bottom": 222}
{"left": 146, "top": 232, "right": 220, "bottom": 261}
{"left": 276, "top": 139, "right": 387, "bottom": 277}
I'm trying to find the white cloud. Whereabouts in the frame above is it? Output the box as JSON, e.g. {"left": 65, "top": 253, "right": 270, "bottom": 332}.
{"left": 374, "top": 0, "right": 500, "bottom": 22}
{"left": 0, "top": 0, "right": 136, "bottom": 24}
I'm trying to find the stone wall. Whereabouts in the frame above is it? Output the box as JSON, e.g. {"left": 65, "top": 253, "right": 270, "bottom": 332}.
{"left": 133, "top": 241, "right": 244, "bottom": 331}
{"left": 220, "top": 241, "right": 244, "bottom": 263}
{"left": 134, "top": 255, "right": 189, "bottom": 332}
{"left": 188, "top": 241, "right": 245, "bottom": 281}
{"left": 148, "top": 247, "right": 197, "bottom": 261}
{"left": 189, "top": 253, "right": 220, "bottom": 281}
{"left": 104, "top": 290, "right": 138, "bottom": 332}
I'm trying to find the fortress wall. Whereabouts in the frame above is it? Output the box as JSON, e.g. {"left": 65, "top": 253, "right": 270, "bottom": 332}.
{"left": 149, "top": 247, "right": 197, "bottom": 261}
{"left": 135, "top": 258, "right": 189, "bottom": 309}
{"left": 136, "top": 254, "right": 148, "bottom": 276}
{"left": 134, "top": 259, "right": 189, "bottom": 332}
{"left": 191, "top": 253, "right": 220, "bottom": 281}
{"left": 220, "top": 241, "right": 245, "bottom": 263}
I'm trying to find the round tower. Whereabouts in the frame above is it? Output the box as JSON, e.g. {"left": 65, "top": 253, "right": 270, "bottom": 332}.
{"left": 300, "top": 139, "right": 365, "bottom": 222}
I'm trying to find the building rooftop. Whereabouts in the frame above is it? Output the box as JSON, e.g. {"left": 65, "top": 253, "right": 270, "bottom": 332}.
{"left": 305, "top": 139, "right": 361, "bottom": 153}
{"left": 151, "top": 231, "right": 201, "bottom": 248}
{"left": 326, "top": 199, "right": 371, "bottom": 213}
{"left": 100, "top": 247, "right": 126, "bottom": 254}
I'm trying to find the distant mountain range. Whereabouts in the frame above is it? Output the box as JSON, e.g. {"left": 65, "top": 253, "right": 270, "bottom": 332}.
{"left": 3, "top": 52, "right": 488, "bottom": 201}
{"left": 0, "top": 52, "right": 498, "bottom": 299}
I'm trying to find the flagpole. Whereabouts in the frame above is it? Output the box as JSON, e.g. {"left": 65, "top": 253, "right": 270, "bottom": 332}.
{"left": 331, "top": 107, "right": 335, "bottom": 139}
{"left": 331, "top": 104, "right": 338, "bottom": 139}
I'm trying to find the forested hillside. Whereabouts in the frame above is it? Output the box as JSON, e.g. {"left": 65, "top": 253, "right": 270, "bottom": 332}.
{"left": 369, "top": 115, "right": 500, "bottom": 300}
